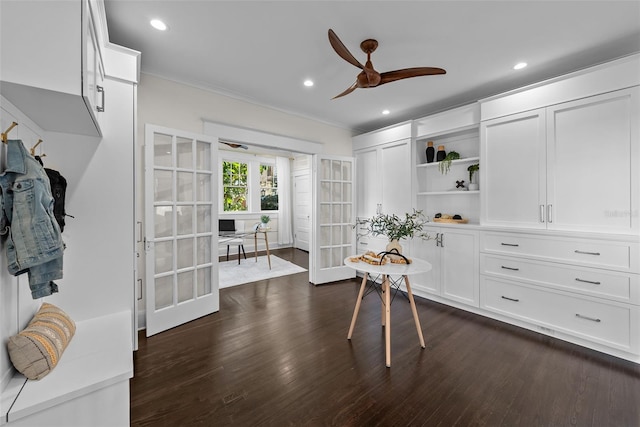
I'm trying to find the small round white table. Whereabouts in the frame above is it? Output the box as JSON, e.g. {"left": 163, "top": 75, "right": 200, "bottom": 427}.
{"left": 344, "top": 256, "right": 433, "bottom": 367}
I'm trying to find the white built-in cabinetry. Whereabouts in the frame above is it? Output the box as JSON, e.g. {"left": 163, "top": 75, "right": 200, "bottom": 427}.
{"left": 413, "top": 104, "right": 480, "bottom": 224}
{"left": 480, "top": 231, "right": 639, "bottom": 358}
{"left": 0, "top": 0, "right": 105, "bottom": 136}
{"left": 0, "top": 0, "right": 139, "bottom": 425}
{"left": 353, "top": 122, "right": 412, "bottom": 255}
{"left": 481, "top": 87, "right": 639, "bottom": 234}
{"left": 411, "top": 226, "right": 479, "bottom": 308}
{"left": 353, "top": 53, "right": 640, "bottom": 363}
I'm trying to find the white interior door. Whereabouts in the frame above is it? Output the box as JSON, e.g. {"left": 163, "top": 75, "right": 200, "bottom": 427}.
{"left": 144, "top": 125, "right": 219, "bottom": 336}
{"left": 293, "top": 171, "right": 311, "bottom": 251}
{"left": 310, "top": 155, "right": 356, "bottom": 285}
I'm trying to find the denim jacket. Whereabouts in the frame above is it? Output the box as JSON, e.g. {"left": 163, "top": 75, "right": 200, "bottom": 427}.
{"left": 0, "top": 139, "right": 64, "bottom": 299}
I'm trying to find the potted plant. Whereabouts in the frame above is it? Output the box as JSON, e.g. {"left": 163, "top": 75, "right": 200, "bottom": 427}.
{"left": 467, "top": 163, "right": 479, "bottom": 190}
{"left": 260, "top": 214, "right": 271, "bottom": 229}
{"left": 356, "top": 210, "right": 431, "bottom": 254}
{"left": 439, "top": 151, "right": 460, "bottom": 174}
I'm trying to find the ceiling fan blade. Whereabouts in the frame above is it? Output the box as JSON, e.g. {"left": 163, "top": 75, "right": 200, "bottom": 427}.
{"left": 328, "top": 29, "right": 364, "bottom": 70}
{"left": 221, "top": 142, "right": 249, "bottom": 150}
{"left": 332, "top": 82, "right": 358, "bottom": 99}
{"left": 379, "top": 67, "right": 446, "bottom": 85}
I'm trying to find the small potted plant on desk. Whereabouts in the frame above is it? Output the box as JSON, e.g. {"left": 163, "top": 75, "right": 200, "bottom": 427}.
{"left": 356, "top": 210, "right": 431, "bottom": 255}
{"left": 260, "top": 214, "right": 271, "bottom": 230}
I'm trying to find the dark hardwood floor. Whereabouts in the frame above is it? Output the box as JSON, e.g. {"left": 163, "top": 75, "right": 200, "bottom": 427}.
{"left": 131, "top": 248, "right": 640, "bottom": 426}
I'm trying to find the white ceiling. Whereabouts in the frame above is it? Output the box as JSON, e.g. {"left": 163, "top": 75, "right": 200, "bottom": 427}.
{"left": 104, "top": 1, "right": 640, "bottom": 135}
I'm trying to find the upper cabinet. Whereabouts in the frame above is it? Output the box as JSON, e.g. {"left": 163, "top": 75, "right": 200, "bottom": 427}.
{"left": 0, "top": 0, "right": 105, "bottom": 136}
{"left": 480, "top": 60, "right": 639, "bottom": 235}
{"left": 353, "top": 122, "right": 412, "bottom": 220}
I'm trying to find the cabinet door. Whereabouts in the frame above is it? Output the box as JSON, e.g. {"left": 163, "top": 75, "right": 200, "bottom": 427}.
{"left": 380, "top": 139, "right": 411, "bottom": 216}
{"left": 481, "top": 109, "right": 546, "bottom": 228}
{"left": 411, "top": 228, "right": 441, "bottom": 295}
{"left": 355, "top": 148, "right": 379, "bottom": 219}
{"left": 546, "top": 87, "right": 639, "bottom": 233}
{"left": 441, "top": 229, "right": 479, "bottom": 307}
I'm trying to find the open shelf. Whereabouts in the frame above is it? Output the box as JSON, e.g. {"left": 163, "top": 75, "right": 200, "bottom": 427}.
{"left": 418, "top": 190, "right": 480, "bottom": 196}
{"left": 416, "top": 156, "right": 479, "bottom": 169}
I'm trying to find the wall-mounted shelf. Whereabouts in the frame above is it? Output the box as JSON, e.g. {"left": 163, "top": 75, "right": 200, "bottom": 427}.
{"left": 418, "top": 190, "right": 480, "bottom": 196}
{"left": 417, "top": 156, "right": 479, "bottom": 169}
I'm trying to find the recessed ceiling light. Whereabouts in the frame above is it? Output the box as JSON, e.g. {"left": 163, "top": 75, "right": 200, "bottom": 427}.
{"left": 513, "top": 62, "right": 528, "bottom": 70}
{"left": 382, "top": 109, "right": 390, "bottom": 115}
{"left": 150, "top": 19, "right": 167, "bottom": 31}
{"left": 303, "top": 79, "right": 314, "bottom": 87}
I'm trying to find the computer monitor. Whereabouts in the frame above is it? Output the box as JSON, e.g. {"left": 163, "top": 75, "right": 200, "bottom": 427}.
{"left": 219, "top": 219, "right": 236, "bottom": 234}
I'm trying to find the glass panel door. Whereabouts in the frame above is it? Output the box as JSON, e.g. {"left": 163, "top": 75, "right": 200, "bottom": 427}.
{"left": 310, "top": 155, "right": 356, "bottom": 284}
{"left": 144, "top": 125, "right": 218, "bottom": 336}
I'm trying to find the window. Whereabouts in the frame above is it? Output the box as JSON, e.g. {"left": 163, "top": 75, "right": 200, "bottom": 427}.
{"left": 260, "top": 164, "right": 278, "bottom": 211}
{"left": 220, "top": 155, "right": 279, "bottom": 213}
{"left": 222, "top": 161, "right": 248, "bottom": 211}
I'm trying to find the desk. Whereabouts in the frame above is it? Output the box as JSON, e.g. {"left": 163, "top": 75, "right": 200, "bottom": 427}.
{"left": 344, "top": 256, "right": 432, "bottom": 367}
{"left": 219, "top": 229, "right": 271, "bottom": 269}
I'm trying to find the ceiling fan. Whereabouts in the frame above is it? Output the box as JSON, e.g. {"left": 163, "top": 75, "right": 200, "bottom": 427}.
{"left": 328, "top": 29, "right": 446, "bottom": 99}
{"left": 220, "top": 141, "right": 248, "bottom": 150}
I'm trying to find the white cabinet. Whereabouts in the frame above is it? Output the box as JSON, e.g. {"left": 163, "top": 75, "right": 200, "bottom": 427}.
{"left": 480, "top": 231, "right": 640, "bottom": 359}
{"left": 355, "top": 139, "right": 412, "bottom": 219}
{"left": 412, "top": 226, "right": 479, "bottom": 307}
{"left": 481, "top": 87, "right": 639, "bottom": 234}
{"left": 0, "top": 0, "right": 105, "bottom": 136}
{"left": 353, "top": 121, "right": 412, "bottom": 222}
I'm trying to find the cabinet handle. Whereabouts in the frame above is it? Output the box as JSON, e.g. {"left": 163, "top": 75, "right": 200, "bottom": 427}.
{"left": 540, "top": 205, "right": 545, "bottom": 223}
{"left": 435, "top": 233, "right": 440, "bottom": 247}
{"left": 575, "top": 313, "right": 601, "bottom": 323}
{"left": 574, "top": 250, "right": 600, "bottom": 256}
{"left": 575, "top": 278, "right": 601, "bottom": 285}
{"left": 547, "top": 204, "right": 553, "bottom": 223}
{"left": 501, "top": 243, "right": 519, "bottom": 247}
{"left": 501, "top": 266, "right": 520, "bottom": 271}
{"left": 440, "top": 234, "right": 444, "bottom": 248}
{"left": 501, "top": 296, "right": 519, "bottom": 302}
{"left": 360, "top": 242, "right": 368, "bottom": 246}
{"left": 97, "top": 85, "right": 105, "bottom": 112}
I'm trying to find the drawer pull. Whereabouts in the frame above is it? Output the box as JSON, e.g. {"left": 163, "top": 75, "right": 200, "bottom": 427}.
{"left": 360, "top": 242, "right": 368, "bottom": 246}
{"left": 575, "top": 278, "right": 601, "bottom": 285}
{"left": 575, "top": 313, "right": 601, "bottom": 323}
{"left": 501, "top": 243, "right": 519, "bottom": 247}
{"left": 501, "top": 266, "right": 520, "bottom": 271}
{"left": 574, "top": 250, "right": 600, "bottom": 256}
{"left": 501, "top": 296, "right": 519, "bottom": 302}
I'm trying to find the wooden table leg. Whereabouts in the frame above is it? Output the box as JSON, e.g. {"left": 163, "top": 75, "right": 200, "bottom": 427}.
{"left": 254, "top": 233, "right": 258, "bottom": 262}
{"left": 264, "top": 231, "right": 271, "bottom": 270}
{"left": 347, "top": 273, "right": 368, "bottom": 340}
{"left": 404, "top": 276, "right": 426, "bottom": 349}
{"left": 384, "top": 275, "right": 391, "bottom": 367}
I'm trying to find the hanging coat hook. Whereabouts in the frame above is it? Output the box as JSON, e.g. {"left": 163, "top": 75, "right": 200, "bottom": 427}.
{"left": 2, "top": 121, "right": 18, "bottom": 144}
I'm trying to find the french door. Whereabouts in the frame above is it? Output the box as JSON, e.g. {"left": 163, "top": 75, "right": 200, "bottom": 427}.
{"left": 310, "top": 155, "right": 356, "bottom": 284}
{"left": 144, "top": 125, "right": 219, "bottom": 336}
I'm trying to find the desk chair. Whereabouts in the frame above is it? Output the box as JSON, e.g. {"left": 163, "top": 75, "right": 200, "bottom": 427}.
{"left": 219, "top": 219, "right": 247, "bottom": 264}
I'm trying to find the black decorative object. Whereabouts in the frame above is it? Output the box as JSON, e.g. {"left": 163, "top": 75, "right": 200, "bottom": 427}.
{"left": 456, "top": 180, "right": 465, "bottom": 189}
{"left": 426, "top": 141, "right": 435, "bottom": 163}
{"left": 436, "top": 145, "right": 446, "bottom": 162}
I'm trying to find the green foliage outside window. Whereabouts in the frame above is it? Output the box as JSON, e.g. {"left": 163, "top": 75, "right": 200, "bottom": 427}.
{"left": 223, "top": 161, "right": 248, "bottom": 211}
{"left": 260, "top": 164, "right": 278, "bottom": 211}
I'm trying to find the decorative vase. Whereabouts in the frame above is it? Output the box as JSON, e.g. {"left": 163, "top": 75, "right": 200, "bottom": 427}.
{"left": 425, "top": 141, "right": 435, "bottom": 163}
{"left": 468, "top": 183, "right": 479, "bottom": 191}
{"left": 386, "top": 239, "right": 402, "bottom": 255}
{"left": 436, "top": 145, "right": 446, "bottom": 162}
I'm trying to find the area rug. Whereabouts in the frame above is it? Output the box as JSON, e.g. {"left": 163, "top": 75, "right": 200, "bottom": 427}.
{"left": 219, "top": 255, "right": 307, "bottom": 288}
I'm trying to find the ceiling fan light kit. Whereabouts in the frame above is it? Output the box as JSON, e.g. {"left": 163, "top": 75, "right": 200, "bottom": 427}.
{"left": 328, "top": 29, "right": 446, "bottom": 99}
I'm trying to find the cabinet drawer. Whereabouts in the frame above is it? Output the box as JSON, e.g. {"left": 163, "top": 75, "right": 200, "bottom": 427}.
{"left": 481, "top": 254, "right": 640, "bottom": 304}
{"left": 481, "top": 232, "right": 639, "bottom": 272}
{"left": 480, "top": 277, "right": 638, "bottom": 354}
